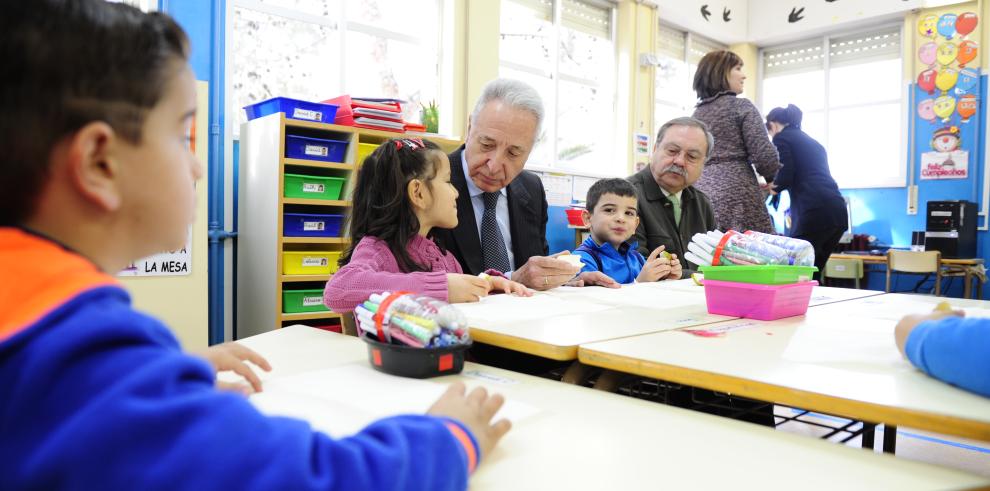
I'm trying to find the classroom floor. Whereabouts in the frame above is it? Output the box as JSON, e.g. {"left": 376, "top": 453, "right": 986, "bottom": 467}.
{"left": 773, "top": 407, "right": 990, "bottom": 478}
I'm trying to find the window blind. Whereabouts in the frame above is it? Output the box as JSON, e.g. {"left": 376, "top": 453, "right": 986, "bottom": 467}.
{"left": 562, "top": 0, "right": 612, "bottom": 39}
{"left": 829, "top": 28, "right": 901, "bottom": 67}
{"left": 763, "top": 40, "right": 825, "bottom": 76}
{"left": 657, "top": 23, "right": 686, "bottom": 59}
{"left": 688, "top": 34, "right": 728, "bottom": 65}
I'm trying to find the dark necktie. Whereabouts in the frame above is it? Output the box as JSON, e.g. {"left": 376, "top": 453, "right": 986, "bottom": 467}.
{"left": 481, "top": 192, "right": 511, "bottom": 273}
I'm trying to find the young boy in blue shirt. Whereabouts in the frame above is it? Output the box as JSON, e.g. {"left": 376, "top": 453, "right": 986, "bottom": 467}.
{"left": 895, "top": 309, "right": 990, "bottom": 397}
{"left": 574, "top": 178, "right": 682, "bottom": 286}
{"left": 0, "top": 1, "right": 508, "bottom": 489}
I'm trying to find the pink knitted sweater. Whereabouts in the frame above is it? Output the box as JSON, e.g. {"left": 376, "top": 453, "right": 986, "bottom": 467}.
{"left": 323, "top": 235, "right": 461, "bottom": 312}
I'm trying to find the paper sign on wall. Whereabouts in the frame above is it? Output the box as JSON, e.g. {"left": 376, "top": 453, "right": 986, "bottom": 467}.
{"left": 920, "top": 150, "right": 969, "bottom": 179}
{"left": 119, "top": 226, "right": 192, "bottom": 277}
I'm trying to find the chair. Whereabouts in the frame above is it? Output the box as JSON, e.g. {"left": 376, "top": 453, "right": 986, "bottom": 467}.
{"left": 886, "top": 250, "right": 941, "bottom": 296}
{"left": 824, "top": 258, "right": 864, "bottom": 289}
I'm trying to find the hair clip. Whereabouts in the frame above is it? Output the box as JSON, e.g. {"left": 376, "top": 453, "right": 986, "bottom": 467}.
{"left": 394, "top": 138, "right": 425, "bottom": 151}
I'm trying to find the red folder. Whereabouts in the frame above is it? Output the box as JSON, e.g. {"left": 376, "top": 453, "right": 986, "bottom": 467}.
{"left": 323, "top": 95, "right": 404, "bottom": 129}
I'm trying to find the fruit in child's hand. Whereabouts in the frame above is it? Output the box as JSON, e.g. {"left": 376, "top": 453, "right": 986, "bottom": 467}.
{"left": 691, "top": 273, "right": 704, "bottom": 286}
{"left": 660, "top": 251, "right": 672, "bottom": 260}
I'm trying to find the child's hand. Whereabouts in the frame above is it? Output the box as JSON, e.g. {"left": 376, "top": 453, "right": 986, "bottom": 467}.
{"left": 488, "top": 275, "right": 533, "bottom": 296}
{"left": 637, "top": 245, "right": 673, "bottom": 283}
{"left": 428, "top": 382, "right": 511, "bottom": 464}
{"left": 894, "top": 308, "right": 965, "bottom": 356}
{"left": 197, "top": 342, "right": 272, "bottom": 394}
{"left": 447, "top": 273, "right": 491, "bottom": 303}
{"left": 578, "top": 271, "right": 620, "bottom": 288}
{"left": 666, "top": 254, "right": 683, "bottom": 280}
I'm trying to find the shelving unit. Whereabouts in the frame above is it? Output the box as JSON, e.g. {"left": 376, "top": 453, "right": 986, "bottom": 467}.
{"left": 238, "top": 112, "right": 459, "bottom": 337}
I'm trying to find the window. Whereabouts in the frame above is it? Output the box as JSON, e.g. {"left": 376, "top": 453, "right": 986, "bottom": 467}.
{"left": 761, "top": 26, "right": 904, "bottom": 188}
{"left": 499, "top": 0, "right": 617, "bottom": 175}
{"left": 230, "top": 0, "right": 441, "bottom": 132}
{"left": 654, "top": 24, "right": 726, "bottom": 136}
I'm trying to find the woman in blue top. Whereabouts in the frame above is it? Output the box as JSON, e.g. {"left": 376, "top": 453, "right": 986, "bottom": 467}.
{"left": 766, "top": 104, "right": 848, "bottom": 281}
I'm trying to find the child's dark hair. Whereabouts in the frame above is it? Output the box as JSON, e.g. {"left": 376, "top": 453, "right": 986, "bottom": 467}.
{"left": 341, "top": 139, "right": 445, "bottom": 272}
{"left": 0, "top": 0, "right": 190, "bottom": 226}
{"left": 586, "top": 178, "right": 638, "bottom": 212}
{"left": 766, "top": 104, "right": 803, "bottom": 130}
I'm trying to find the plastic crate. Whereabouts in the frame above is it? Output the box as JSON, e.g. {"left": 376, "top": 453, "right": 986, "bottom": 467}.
{"left": 362, "top": 336, "right": 471, "bottom": 379}
{"left": 283, "top": 213, "right": 343, "bottom": 237}
{"left": 284, "top": 173, "right": 345, "bottom": 201}
{"left": 282, "top": 251, "right": 341, "bottom": 275}
{"left": 244, "top": 97, "right": 338, "bottom": 123}
{"left": 282, "top": 289, "right": 330, "bottom": 313}
{"left": 699, "top": 265, "right": 817, "bottom": 285}
{"left": 285, "top": 135, "right": 348, "bottom": 162}
{"left": 356, "top": 143, "right": 380, "bottom": 165}
{"left": 564, "top": 208, "right": 585, "bottom": 226}
{"left": 703, "top": 279, "right": 817, "bottom": 320}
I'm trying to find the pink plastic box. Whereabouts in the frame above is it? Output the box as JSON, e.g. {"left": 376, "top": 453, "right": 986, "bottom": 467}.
{"left": 703, "top": 279, "right": 818, "bottom": 320}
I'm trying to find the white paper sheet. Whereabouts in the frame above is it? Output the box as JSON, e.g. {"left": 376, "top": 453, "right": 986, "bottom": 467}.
{"left": 546, "top": 282, "right": 703, "bottom": 309}
{"left": 250, "top": 363, "right": 540, "bottom": 438}
{"left": 455, "top": 292, "right": 611, "bottom": 326}
{"left": 781, "top": 320, "right": 906, "bottom": 367}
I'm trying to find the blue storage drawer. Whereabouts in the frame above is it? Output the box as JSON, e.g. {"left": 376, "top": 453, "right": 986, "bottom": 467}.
{"left": 283, "top": 213, "right": 343, "bottom": 237}
{"left": 285, "top": 135, "right": 348, "bottom": 162}
{"left": 244, "top": 97, "right": 339, "bottom": 123}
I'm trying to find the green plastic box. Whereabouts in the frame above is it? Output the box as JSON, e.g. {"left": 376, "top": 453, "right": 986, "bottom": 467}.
{"left": 698, "top": 265, "right": 818, "bottom": 285}
{"left": 282, "top": 289, "right": 330, "bottom": 313}
{"left": 284, "top": 173, "right": 345, "bottom": 200}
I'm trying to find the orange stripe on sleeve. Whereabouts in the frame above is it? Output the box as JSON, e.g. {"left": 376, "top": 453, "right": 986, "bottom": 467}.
{"left": 0, "top": 228, "right": 117, "bottom": 342}
{"left": 444, "top": 422, "right": 478, "bottom": 475}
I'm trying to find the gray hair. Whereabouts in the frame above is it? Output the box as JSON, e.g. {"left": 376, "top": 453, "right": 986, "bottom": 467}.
{"left": 655, "top": 116, "right": 715, "bottom": 162}
{"left": 470, "top": 78, "right": 544, "bottom": 133}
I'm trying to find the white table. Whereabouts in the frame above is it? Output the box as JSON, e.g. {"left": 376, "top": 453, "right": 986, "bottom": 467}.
{"left": 233, "top": 326, "right": 987, "bottom": 490}
{"left": 578, "top": 294, "right": 990, "bottom": 445}
{"left": 456, "top": 281, "right": 736, "bottom": 360}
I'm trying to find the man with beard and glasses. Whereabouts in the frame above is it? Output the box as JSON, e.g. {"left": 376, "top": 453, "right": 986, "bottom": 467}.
{"left": 628, "top": 117, "right": 718, "bottom": 274}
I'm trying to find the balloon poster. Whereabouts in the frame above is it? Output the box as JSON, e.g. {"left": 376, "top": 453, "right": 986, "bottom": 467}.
{"left": 914, "top": 8, "right": 980, "bottom": 181}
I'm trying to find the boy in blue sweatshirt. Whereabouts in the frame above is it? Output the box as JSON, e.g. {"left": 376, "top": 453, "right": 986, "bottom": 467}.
{"left": 895, "top": 309, "right": 990, "bottom": 397}
{"left": 574, "top": 178, "right": 682, "bottom": 286}
{"left": 0, "top": 2, "right": 508, "bottom": 489}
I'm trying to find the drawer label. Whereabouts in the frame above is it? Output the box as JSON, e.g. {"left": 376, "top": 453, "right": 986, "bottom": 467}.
{"left": 302, "top": 257, "right": 329, "bottom": 267}
{"left": 305, "top": 145, "right": 329, "bottom": 157}
{"left": 303, "top": 221, "right": 325, "bottom": 231}
{"left": 302, "top": 182, "right": 325, "bottom": 193}
{"left": 292, "top": 108, "right": 322, "bottom": 121}
{"left": 302, "top": 296, "right": 324, "bottom": 307}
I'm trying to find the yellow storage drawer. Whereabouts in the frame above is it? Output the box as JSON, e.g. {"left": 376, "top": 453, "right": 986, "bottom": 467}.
{"left": 282, "top": 251, "right": 342, "bottom": 275}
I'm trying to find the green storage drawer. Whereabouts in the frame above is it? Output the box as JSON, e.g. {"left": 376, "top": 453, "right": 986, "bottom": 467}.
{"left": 284, "top": 173, "right": 345, "bottom": 200}
{"left": 698, "top": 265, "right": 817, "bottom": 285}
{"left": 282, "top": 289, "right": 331, "bottom": 313}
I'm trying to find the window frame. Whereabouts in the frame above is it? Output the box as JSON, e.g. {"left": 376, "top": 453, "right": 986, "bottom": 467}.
{"left": 758, "top": 23, "right": 907, "bottom": 189}
{"left": 498, "top": 0, "right": 619, "bottom": 176}
{"left": 226, "top": 0, "right": 444, "bottom": 139}
{"left": 653, "top": 23, "right": 727, "bottom": 137}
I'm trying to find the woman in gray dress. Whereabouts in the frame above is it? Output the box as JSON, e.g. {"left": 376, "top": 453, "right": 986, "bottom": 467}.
{"left": 692, "top": 50, "right": 781, "bottom": 233}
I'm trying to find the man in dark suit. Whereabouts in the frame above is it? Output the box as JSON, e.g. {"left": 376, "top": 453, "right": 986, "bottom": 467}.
{"left": 435, "top": 78, "right": 581, "bottom": 291}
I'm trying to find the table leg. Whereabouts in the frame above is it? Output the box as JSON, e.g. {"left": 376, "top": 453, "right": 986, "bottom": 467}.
{"left": 965, "top": 271, "right": 973, "bottom": 299}
{"left": 883, "top": 424, "right": 897, "bottom": 454}
{"left": 862, "top": 423, "right": 876, "bottom": 451}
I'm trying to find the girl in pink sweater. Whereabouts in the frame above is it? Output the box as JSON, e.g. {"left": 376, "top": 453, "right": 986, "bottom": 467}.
{"left": 324, "top": 138, "right": 530, "bottom": 312}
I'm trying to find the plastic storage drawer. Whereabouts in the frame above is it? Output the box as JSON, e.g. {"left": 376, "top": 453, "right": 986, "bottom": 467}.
{"left": 244, "top": 97, "right": 338, "bottom": 123}
{"left": 283, "top": 173, "right": 345, "bottom": 200}
{"left": 283, "top": 213, "right": 343, "bottom": 237}
{"left": 285, "top": 135, "right": 348, "bottom": 162}
{"left": 703, "top": 279, "right": 817, "bottom": 321}
{"left": 356, "top": 142, "right": 380, "bottom": 165}
{"left": 282, "top": 251, "right": 341, "bottom": 275}
{"left": 282, "top": 289, "right": 330, "bottom": 313}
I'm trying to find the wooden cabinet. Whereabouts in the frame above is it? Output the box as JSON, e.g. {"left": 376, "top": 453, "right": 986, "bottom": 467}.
{"left": 237, "top": 113, "right": 459, "bottom": 337}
